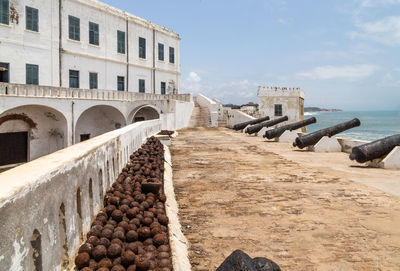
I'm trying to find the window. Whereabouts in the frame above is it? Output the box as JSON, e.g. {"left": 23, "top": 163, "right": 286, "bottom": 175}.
{"left": 68, "top": 15, "right": 80, "bottom": 41}
{"left": 274, "top": 104, "right": 283, "bottom": 116}
{"left": 26, "top": 6, "right": 38, "bottom": 32}
{"left": 26, "top": 64, "right": 38, "bottom": 85}
{"left": 117, "top": 30, "right": 125, "bottom": 54}
{"left": 89, "top": 72, "right": 98, "bottom": 89}
{"left": 89, "top": 22, "right": 99, "bottom": 45}
{"left": 158, "top": 43, "right": 164, "bottom": 61}
{"left": 0, "top": 62, "right": 9, "bottom": 83}
{"left": 169, "top": 47, "right": 175, "bottom": 64}
{"left": 139, "top": 79, "right": 145, "bottom": 93}
{"left": 69, "top": 70, "right": 79, "bottom": 88}
{"left": 0, "top": 0, "right": 9, "bottom": 25}
{"left": 117, "top": 76, "right": 124, "bottom": 91}
{"left": 139, "top": 37, "right": 146, "bottom": 59}
{"left": 161, "top": 82, "right": 166, "bottom": 95}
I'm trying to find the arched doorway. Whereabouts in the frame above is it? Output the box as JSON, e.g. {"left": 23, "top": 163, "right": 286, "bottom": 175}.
{"left": 131, "top": 105, "right": 160, "bottom": 123}
{"left": 75, "top": 105, "right": 126, "bottom": 143}
{"left": 0, "top": 105, "right": 68, "bottom": 166}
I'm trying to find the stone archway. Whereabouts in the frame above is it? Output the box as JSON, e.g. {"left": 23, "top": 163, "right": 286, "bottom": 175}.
{"left": 75, "top": 105, "right": 126, "bottom": 143}
{"left": 0, "top": 105, "right": 68, "bottom": 165}
{"left": 130, "top": 105, "right": 160, "bottom": 123}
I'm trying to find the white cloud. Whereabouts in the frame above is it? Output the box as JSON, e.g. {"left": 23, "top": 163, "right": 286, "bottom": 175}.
{"left": 181, "top": 71, "right": 257, "bottom": 103}
{"left": 359, "top": 0, "right": 400, "bottom": 8}
{"left": 277, "top": 18, "right": 289, "bottom": 25}
{"left": 188, "top": 71, "right": 201, "bottom": 83}
{"left": 356, "top": 16, "right": 400, "bottom": 45}
{"left": 349, "top": 15, "right": 400, "bottom": 45}
{"left": 296, "top": 64, "right": 379, "bottom": 80}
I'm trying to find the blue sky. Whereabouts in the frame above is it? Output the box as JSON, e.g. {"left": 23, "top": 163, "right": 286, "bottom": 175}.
{"left": 102, "top": 0, "right": 400, "bottom": 110}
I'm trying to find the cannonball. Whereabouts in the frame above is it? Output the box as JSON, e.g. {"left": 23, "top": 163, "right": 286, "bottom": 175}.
{"left": 98, "top": 258, "right": 113, "bottom": 269}
{"left": 145, "top": 245, "right": 156, "bottom": 252}
{"left": 142, "top": 217, "right": 153, "bottom": 226}
{"left": 126, "top": 230, "right": 139, "bottom": 242}
{"left": 135, "top": 255, "right": 150, "bottom": 271}
{"left": 138, "top": 227, "right": 151, "bottom": 239}
{"left": 126, "top": 208, "right": 137, "bottom": 219}
{"left": 119, "top": 204, "right": 130, "bottom": 213}
{"left": 75, "top": 252, "right": 90, "bottom": 269}
{"left": 121, "top": 250, "right": 136, "bottom": 267}
{"left": 92, "top": 245, "right": 107, "bottom": 261}
{"left": 87, "top": 236, "right": 100, "bottom": 247}
{"left": 127, "top": 224, "right": 137, "bottom": 231}
{"left": 153, "top": 233, "right": 168, "bottom": 246}
{"left": 109, "top": 196, "right": 120, "bottom": 206}
{"left": 157, "top": 245, "right": 170, "bottom": 252}
{"left": 157, "top": 215, "right": 168, "bottom": 226}
{"left": 107, "top": 243, "right": 122, "bottom": 258}
{"left": 111, "top": 265, "right": 126, "bottom": 271}
{"left": 98, "top": 237, "right": 111, "bottom": 248}
{"left": 111, "top": 210, "right": 123, "bottom": 222}
{"left": 113, "top": 230, "right": 126, "bottom": 241}
{"left": 158, "top": 252, "right": 170, "bottom": 259}
{"left": 158, "top": 258, "right": 171, "bottom": 268}
{"left": 101, "top": 228, "right": 113, "bottom": 239}
{"left": 158, "top": 194, "right": 166, "bottom": 203}
{"left": 79, "top": 243, "right": 93, "bottom": 255}
{"left": 111, "top": 238, "right": 124, "bottom": 248}
{"left": 143, "top": 238, "right": 153, "bottom": 246}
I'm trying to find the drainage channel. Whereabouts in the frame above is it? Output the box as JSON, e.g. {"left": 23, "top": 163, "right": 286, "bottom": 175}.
{"left": 74, "top": 136, "right": 173, "bottom": 271}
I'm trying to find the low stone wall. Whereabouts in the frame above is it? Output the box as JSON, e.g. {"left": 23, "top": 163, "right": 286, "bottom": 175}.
{"left": 0, "top": 120, "right": 161, "bottom": 271}
{"left": 336, "top": 137, "right": 370, "bottom": 154}
{"left": 226, "top": 109, "right": 255, "bottom": 128}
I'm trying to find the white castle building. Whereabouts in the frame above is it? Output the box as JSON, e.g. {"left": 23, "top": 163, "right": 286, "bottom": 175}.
{"left": 0, "top": 0, "right": 180, "bottom": 93}
{"left": 0, "top": 0, "right": 204, "bottom": 170}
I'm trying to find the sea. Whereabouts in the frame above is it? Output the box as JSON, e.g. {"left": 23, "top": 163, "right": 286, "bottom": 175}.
{"left": 305, "top": 111, "right": 400, "bottom": 142}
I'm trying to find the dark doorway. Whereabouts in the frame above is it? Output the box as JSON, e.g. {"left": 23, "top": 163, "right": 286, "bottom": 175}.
{"left": 0, "top": 63, "right": 9, "bottom": 83}
{"left": 80, "top": 134, "right": 90, "bottom": 142}
{"left": 0, "top": 132, "right": 28, "bottom": 166}
{"left": 134, "top": 117, "right": 145, "bottom": 122}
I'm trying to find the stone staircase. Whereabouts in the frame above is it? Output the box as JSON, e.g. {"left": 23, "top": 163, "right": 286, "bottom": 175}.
{"left": 189, "top": 102, "right": 211, "bottom": 127}
{"left": 218, "top": 119, "right": 227, "bottom": 127}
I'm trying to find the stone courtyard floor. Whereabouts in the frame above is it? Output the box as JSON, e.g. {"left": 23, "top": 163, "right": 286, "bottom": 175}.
{"left": 169, "top": 127, "right": 400, "bottom": 271}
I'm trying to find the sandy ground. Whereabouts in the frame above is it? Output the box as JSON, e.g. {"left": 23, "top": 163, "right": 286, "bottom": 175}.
{"left": 169, "top": 127, "right": 400, "bottom": 271}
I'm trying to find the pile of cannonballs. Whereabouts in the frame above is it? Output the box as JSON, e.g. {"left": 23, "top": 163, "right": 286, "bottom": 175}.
{"left": 75, "top": 137, "right": 172, "bottom": 271}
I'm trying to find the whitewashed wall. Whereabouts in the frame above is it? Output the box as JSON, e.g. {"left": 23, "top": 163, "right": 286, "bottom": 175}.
{"left": 0, "top": 120, "right": 161, "bottom": 271}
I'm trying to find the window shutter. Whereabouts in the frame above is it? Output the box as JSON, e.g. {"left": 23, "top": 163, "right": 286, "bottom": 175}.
{"left": 33, "top": 8, "right": 38, "bottom": 31}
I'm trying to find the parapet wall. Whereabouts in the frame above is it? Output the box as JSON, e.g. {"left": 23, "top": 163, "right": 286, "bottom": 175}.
{"left": 0, "top": 120, "right": 162, "bottom": 271}
{"left": 258, "top": 86, "right": 305, "bottom": 98}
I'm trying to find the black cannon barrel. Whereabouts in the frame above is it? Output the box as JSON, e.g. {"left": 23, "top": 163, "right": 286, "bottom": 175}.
{"left": 263, "top": 117, "right": 317, "bottom": 139}
{"left": 245, "top": 116, "right": 288, "bottom": 134}
{"left": 349, "top": 134, "right": 400, "bottom": 163}
{"left": 293, "top": 118, "right": 361, "bottom": 149}
{"left": 233, "top": 116, "right": 270, "bottom": 130}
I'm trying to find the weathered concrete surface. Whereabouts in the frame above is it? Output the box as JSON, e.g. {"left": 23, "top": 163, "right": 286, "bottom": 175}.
{"left": 170, "top": 127, "right": 400, "bottom": 271}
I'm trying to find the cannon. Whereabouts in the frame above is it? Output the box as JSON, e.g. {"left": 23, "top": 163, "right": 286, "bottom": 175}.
{"left": 349, "top": 134, "right": 400, "bottom": 163}
{"left": 245, "top": 116, "right": 288, "bottom": 134}
{"left": 232, "top": 116, "right": 270, "bottom": 130}
{"left": 293, "top": 118, "right": 361, "bottom": 149}
{"left": 263, "top": 117, "right": 317, "bottom": 139}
